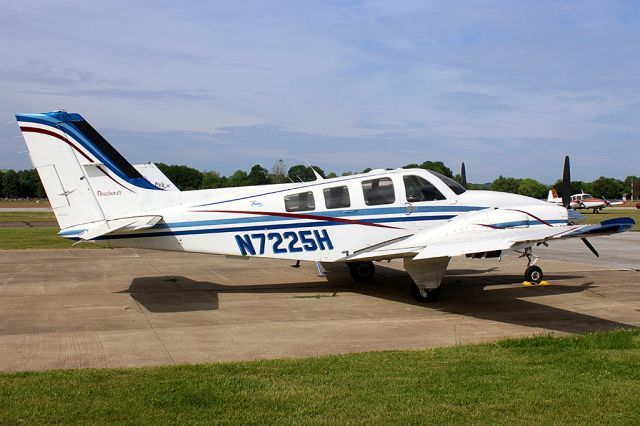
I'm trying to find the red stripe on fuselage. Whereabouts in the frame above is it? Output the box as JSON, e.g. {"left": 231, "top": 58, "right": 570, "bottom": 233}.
{"left": 192, "top": 209, "right": 400, "bottom": 229}
{"left": 505, "top": 208, "right": 553, "bottom": 227}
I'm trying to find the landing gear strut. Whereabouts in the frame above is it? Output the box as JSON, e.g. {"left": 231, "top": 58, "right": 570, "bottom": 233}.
{"left": 348, "top": 261, "right": 375, "bottom": 283}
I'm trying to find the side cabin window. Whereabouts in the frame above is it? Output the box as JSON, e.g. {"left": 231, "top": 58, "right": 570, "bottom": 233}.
{"left": 285, "top": 191, "right": 315, "bottom": 212}
{"left": 403, "top": 175, "right": 446, "bottom": 202}
{"left": 324, "top": 186, "right": 350, "bottom": 209}
{"left": 362, "top": 178, "right": 395, "bottom": 206}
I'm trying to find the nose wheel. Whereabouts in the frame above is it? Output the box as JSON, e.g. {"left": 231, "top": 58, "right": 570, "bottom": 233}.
{"left": 524, "top": 265, "right": 543, "bottom": 284}
{"left": 519, "top": 247, "right": 544, "bottom": 285}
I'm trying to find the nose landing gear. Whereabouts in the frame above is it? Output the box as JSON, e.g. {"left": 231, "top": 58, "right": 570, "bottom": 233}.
{"left": 519, "top": 247, "right": 547, "bottom": 285}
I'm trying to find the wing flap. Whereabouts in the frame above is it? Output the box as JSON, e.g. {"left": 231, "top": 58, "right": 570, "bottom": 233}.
{"left": 413, "top": 239, "right": 513, "bottom": 260}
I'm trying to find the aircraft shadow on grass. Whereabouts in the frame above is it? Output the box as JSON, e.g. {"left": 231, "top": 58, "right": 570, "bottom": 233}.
{"left": 120, "top": 263, "right": 636, "bottom": 335}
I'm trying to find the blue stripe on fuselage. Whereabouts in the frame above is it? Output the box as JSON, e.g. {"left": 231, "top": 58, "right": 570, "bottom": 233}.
{"left": 79, "top": 215, "right": 566, "bottom": 241}
{"left": 491, "top": 219, "right": 565, "bottom": 228}
{"left": 158, "top": 206, "right": 482, "bottom": 229}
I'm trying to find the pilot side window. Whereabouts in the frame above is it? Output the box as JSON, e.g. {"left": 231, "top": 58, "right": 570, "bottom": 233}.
{"left": 403, "top": 175, "right": 446, "bottom": 202}
{"left": 323, "top": 186, "right": 350, "bottom": 209}
{"left": 362, "top": 178, "right": 395, "bottom": 206}
{"left": 284, "top": 191, "right": 316, "bottom": 212}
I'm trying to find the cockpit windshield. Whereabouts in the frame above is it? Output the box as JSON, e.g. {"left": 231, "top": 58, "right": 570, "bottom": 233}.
{"left": 429, "top": 171, "right": 467, "bottom": 195}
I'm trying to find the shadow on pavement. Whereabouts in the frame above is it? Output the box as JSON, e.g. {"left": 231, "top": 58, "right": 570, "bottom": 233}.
{"left": 121, "top": 263, "right": 635, "bottom": 334}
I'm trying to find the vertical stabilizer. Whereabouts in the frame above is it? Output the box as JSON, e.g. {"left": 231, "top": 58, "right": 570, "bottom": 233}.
{"left": 16, "top": 111, "right": 175, "bottom": 231}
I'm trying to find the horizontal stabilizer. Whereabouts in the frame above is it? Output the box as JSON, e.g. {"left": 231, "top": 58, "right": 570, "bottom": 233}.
{"left": 77, "top": 215, "right": 162, "bottom": 241}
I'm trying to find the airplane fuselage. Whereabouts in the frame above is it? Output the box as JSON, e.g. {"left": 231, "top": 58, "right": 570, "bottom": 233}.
{"left": 59, "top": 168, "right": 569, "bottom": 262}
{"left": 571, "top": 194, "right": 609, "bottom": 211}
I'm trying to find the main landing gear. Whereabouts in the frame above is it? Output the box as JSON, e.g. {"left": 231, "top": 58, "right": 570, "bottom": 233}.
{"left": 347, "top": 257, "right": 449, "bottom": 303}
{"left": 520, "top": 247, "right": 545, "bottom": 285}
{"left": 409, "top": 283, "right": 441, "bottom": 303}
{"left": 347, "top": 261, "right": 376, "bottom": 283}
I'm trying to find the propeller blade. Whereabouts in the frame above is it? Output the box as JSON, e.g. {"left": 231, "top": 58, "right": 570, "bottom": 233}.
{"left": 562, "top": 156, "right": 571, "bottom": 209}
{"left": 581, "top": 237, "right": 599, "bottom": 257}
{"left": 461, "top": 162, "right": 467, "bottom": 188}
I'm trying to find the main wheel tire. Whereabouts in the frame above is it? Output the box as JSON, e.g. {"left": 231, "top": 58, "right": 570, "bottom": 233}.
{"left": 410, "top": 282, "right": 441, "bottom": 303}
{"left": 524, "top": 265, "right": 543, "bottom": 284}
{"left": 348, "top": 261, "right": 375, "bottom": 283}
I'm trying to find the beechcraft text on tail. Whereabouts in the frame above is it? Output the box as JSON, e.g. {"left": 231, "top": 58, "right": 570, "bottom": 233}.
{"left": 15, "top": 111, "right": 635, "bottom": 302}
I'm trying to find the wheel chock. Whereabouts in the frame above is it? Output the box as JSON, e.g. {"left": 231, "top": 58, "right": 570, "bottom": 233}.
{"left": 522, "top": 280, "right": 551, "bottom": 286}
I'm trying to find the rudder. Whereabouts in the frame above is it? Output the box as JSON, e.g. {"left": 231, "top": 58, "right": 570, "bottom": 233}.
{"left": 16, "top": 111, "right": 171, "bottom": 231}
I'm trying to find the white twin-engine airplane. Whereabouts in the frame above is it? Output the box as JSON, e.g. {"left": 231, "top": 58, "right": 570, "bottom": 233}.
{"left": 15, "top": 111, "right": 635, "bottom": 302}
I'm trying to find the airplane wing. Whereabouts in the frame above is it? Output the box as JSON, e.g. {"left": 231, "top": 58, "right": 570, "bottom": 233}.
{"left": 343, "top": 218, "right": 634, "bottom": 262}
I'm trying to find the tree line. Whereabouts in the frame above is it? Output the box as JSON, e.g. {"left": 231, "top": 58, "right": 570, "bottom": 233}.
{"left": 0, "top": 169, "right": 45, "bottom": 199}
{"left": 1, "top": 160, "right": 635, "bottom": 201}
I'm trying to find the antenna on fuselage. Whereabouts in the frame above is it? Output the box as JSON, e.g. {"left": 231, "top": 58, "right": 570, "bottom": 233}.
{"left": 305, "top": 160, "right": 325, "bottom": 181}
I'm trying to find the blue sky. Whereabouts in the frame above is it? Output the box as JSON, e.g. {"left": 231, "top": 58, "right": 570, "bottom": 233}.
{"left": 2, "top": 0, "right": 639, "bottom": 183}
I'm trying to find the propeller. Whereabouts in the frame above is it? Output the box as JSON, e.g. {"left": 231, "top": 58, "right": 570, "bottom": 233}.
{"left": 562, "top": 156, "right": 599, "bottom": 258}
{"left": 561, "top": 156, "right": 571, "bottom": 209}
{"left": 581, "top": 237, "right": 600, "bottom": 257}
{"left": 460, "top": 162, "right": 467, "bottom": 188}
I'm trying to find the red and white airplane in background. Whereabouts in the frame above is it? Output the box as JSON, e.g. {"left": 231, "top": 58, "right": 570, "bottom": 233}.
{"left": 547, "top": 188, "right": 625, "bottom": 213}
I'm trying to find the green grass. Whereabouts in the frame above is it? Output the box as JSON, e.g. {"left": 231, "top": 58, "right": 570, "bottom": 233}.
{"left": 0, "top": 211, "right": 55, "bottom": 222}
{"left": 1, "top": 330, "right": 639, "bottom": 424}
{"left": 0, "top": 227, "right": 105, "bottom": 249}
{"left": 580, "top": 208, "right": 640, "bottom": 231}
